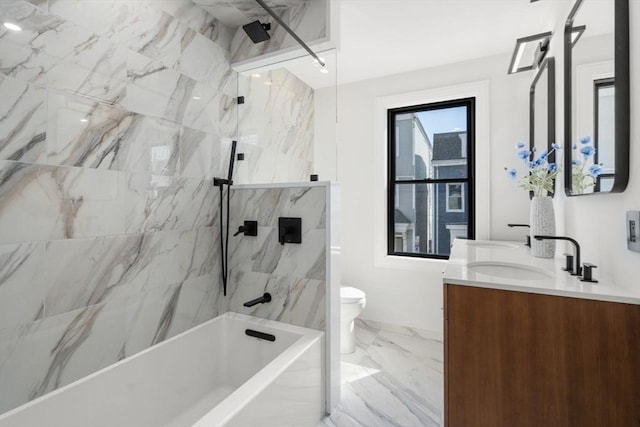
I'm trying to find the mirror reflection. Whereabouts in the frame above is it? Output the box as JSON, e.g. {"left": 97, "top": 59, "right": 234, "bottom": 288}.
{"left": 565, "top": 0, "right": 629, "bottom": 195}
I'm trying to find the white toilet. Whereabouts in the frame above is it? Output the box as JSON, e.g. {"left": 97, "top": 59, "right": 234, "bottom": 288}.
{"left": 340, "top": 286, "right": 366, "bottom": 354}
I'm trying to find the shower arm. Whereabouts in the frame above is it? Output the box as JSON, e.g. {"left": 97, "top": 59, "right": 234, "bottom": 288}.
{"left": 253, "top": 0, "right": 326, "bottom": 67}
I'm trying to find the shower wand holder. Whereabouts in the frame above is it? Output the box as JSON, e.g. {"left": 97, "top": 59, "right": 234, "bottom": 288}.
{"left": 213, "top": 177, "right": 232, "bottom": 187}
{"left": 234, "top": 220, "right": 258, "bottom": 237}
{"left": 278, "top": 217, "right": 301, "bottom": 245}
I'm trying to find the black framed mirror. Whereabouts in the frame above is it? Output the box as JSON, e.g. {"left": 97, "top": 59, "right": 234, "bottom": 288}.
{"left": 564, "top": 0, "right": 629, "bottom": 196}
{"left": 530, "top": 57, "right": 556, "bottom": 197}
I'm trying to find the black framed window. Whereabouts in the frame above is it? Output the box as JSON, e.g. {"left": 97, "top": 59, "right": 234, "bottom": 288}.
{"left": 387, "top": 98, "right": 475, "bottom": 259}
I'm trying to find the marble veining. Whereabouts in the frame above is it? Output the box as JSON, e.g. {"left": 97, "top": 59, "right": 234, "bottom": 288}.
{"left": 125, "top": 172, "right": 215, "bottom": 233}
{"left": 0, "top": 241, "right": 45, "bottom": 329}
{"left": 0, "top": 301, "right": 126, "bottom": 414}
{"left": 0, "top": 74, "right": 46, "bottom": 162}
{"left": 320, "top": 320, "right": 444, "bottom": 427}
{"left": 0, "top": 160, "right": 127, "bottom": 243}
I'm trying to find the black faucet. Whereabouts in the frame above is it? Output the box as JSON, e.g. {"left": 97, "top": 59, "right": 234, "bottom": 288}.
{"left": 534, "top": 235, "right": 581, "bottom": 276}
{"left": 508, "top": 224, "right": 531, "bottom": 247}
{"left": 243, "top": 292, "right": 272, "bottom": 307}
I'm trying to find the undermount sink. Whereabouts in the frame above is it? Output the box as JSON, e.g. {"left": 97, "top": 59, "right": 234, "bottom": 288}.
{"left": 466, "top": 261, "right": 553, "bottom": 281}
{"left": 465, "top": 241, "right": 519, "bottom": 249}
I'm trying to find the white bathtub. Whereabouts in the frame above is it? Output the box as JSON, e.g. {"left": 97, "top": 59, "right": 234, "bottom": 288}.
{"left": 0, "top": 312, "right": 325, "bottom": 427}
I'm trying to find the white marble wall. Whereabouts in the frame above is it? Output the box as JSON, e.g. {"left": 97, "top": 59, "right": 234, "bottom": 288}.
{"left": 225, "top": 185, "right": 327, "bottom": 330}
{"left": 0, "top": 0, "right": 236, "bottom": 414}
{"left": 235, "top": 68, "right": 315, "bottom": 183}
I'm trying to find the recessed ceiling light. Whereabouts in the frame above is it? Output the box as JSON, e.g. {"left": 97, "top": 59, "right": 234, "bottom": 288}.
{"left": 251, "top": 73, "right": 261, "bottom": 78}
{"left": 3, "top": 22, "right": 22, "bottom": 32}
{"left": 192, "top": 96, "right": 201, "bottom": 100}
{"left": 80, "top": 118, "right": 88, "bottom": 123}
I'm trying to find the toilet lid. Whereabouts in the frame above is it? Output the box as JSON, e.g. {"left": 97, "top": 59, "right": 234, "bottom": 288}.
{"left": 341, "top": 286, "right": 366, "bottom": 303}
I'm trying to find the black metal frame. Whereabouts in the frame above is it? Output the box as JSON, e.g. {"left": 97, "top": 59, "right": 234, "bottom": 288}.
{"left": 564, "top": 0, "right": 629, "bottom": 195}
{"left": 529, "top": 56, "right": 556, "bottom": 198}
{"left": 387, "top": 98, "right": 476, "bottom": 259}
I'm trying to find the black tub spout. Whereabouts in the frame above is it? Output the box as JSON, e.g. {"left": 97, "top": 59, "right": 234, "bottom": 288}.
{"left": 243, "top": 293, "right": 272, "bottom": 307}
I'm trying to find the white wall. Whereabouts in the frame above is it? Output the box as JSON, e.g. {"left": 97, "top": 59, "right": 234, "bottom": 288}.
{"left": 321, "top": 53, "right": 533, "bottom": 333}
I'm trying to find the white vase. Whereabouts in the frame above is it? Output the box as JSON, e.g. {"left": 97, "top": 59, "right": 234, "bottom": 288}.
{"left": 529, "top": 196, "right": 556, "bottom": 258}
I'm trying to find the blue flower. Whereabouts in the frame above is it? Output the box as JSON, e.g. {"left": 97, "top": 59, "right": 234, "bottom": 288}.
{"left": 528, "top": 161, "right": 537, "bottom": 169}
{"left": 515, "top": 142, "right": 526, "bottom": 149}
{"left": 548, "top": 163, "right": 558, "bottom": 173}
{"left": 551, "top": 143, "right": 561, "bottom": 150}
{"left": 517, "top": 149, "right": 531, "bottom": 160}
{"left": 507, "top": 168, "right": 517, "bottom": 180}
{"left": 537, "top": 150, "right": 549, "bottom": 160}
{"left": 572, "top": 144, "right": 577, "bottom": 149}
{"left": 572, "top": 159, "right": 583, "bottom": 166}
{"left": 579, "top": 136, "right": 591, "bottom": 144}
{"left": 589, "top": 164, "right": 603, "bottom": 177}
{"left": 580, "top": 146, "right": 596, "bottom": 159}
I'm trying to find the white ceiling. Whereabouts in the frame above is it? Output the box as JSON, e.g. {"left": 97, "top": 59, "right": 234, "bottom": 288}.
{"left": 335, "top": 0, "right": 569, "bottom": 85}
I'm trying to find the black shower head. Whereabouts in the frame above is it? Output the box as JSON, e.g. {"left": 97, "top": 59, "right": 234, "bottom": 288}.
{"left": 242, "top": 20, "right": 271, "bottom": 43}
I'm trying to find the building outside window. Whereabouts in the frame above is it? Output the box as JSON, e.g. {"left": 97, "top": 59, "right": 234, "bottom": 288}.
{"left": 387, "top": 98, "right": 475, "bottom": 258}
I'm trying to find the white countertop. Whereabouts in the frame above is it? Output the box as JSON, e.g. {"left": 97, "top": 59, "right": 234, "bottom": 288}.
{"left": 443, "top": 239, "right": 640, "bottom": 305}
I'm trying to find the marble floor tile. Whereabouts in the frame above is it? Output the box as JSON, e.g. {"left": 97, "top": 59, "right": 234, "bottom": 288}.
{"left": 320, "top": 320, "right": 443, "bottom": 427}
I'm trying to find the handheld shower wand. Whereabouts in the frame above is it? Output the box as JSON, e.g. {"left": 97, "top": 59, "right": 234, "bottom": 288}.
{"left": 214, "top": 140, "right": 238, "bottom": 296}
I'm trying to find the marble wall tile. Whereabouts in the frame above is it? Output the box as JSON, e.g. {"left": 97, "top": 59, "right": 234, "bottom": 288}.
{"left": 0, "top": 1, "right": 127, "bottom": 104}
{"left": 125, "top": 172, "right": 215, "bottom": 233}
{"left": 44, "top": 227, "right": 216, "bottom": 317}
{"left": 227, "top": 270, "right": 291, "bottom": 323}
{"left": 179, "top": 126, "right": 215, "bottom": 178}
{"left": 47, "top": 0, "right": 137, "bottom": 38}
{"left": 237, "top": 68, "right": 314, "bottom": 183}
{"left": 0, "top": 242, "right": 45, "bottom": 329}
{"left": 0, "top": 74, "right": 47, "bottom": 162}
{"left": 228, "top": 186, "right": 327, "bottom": 331}
{"left": 0, "top": 301, "right": 126, "bottom": 414}
{"left": 122, "top": 281, "right": 183, "bottom": 357}
{"left": 0, "top": 1, "right": 94, "bottom": 63}
{"left": 0, "top": 161, "right": 126, "bottom": 243}
{"left": 49, "top": 1, "right": 183, "bottom": 68}
{"left": 289, "top": 277, "right": 325, "bottom": 330}
{"left": 46, "top": 90, "right": 220, "bottom": 178}
{"left": 161, "top": 0, "right": 235, "bottom": 48}
{"left": 118, "top": 116, "right": 182, "bottom": 175}
{"left": 125, "top": 50, "right": 217, "bottom": 133}
{"left": 24, "top": 0, "right": 48, "bottom": 11}
{"left": 179, "top": 27, "right": 230, "bottom": 86}
{"left": 123, "top": 272, "right": 222, "bottom": 357}
{"left": 45, "top": 91, "right": 137, "bottom": 170}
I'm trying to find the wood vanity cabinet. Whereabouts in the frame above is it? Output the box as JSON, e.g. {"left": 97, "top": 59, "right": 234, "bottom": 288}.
{"left": 444, "top": 284, "right": 640, "bottom": 427}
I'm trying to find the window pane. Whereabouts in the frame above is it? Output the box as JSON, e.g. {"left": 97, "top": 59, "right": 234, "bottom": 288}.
{"left": 392, "top": 182, "right": 469, "bottom": 257}
{"left": 394, "top": 106, "right": 469, "bottom": 180}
